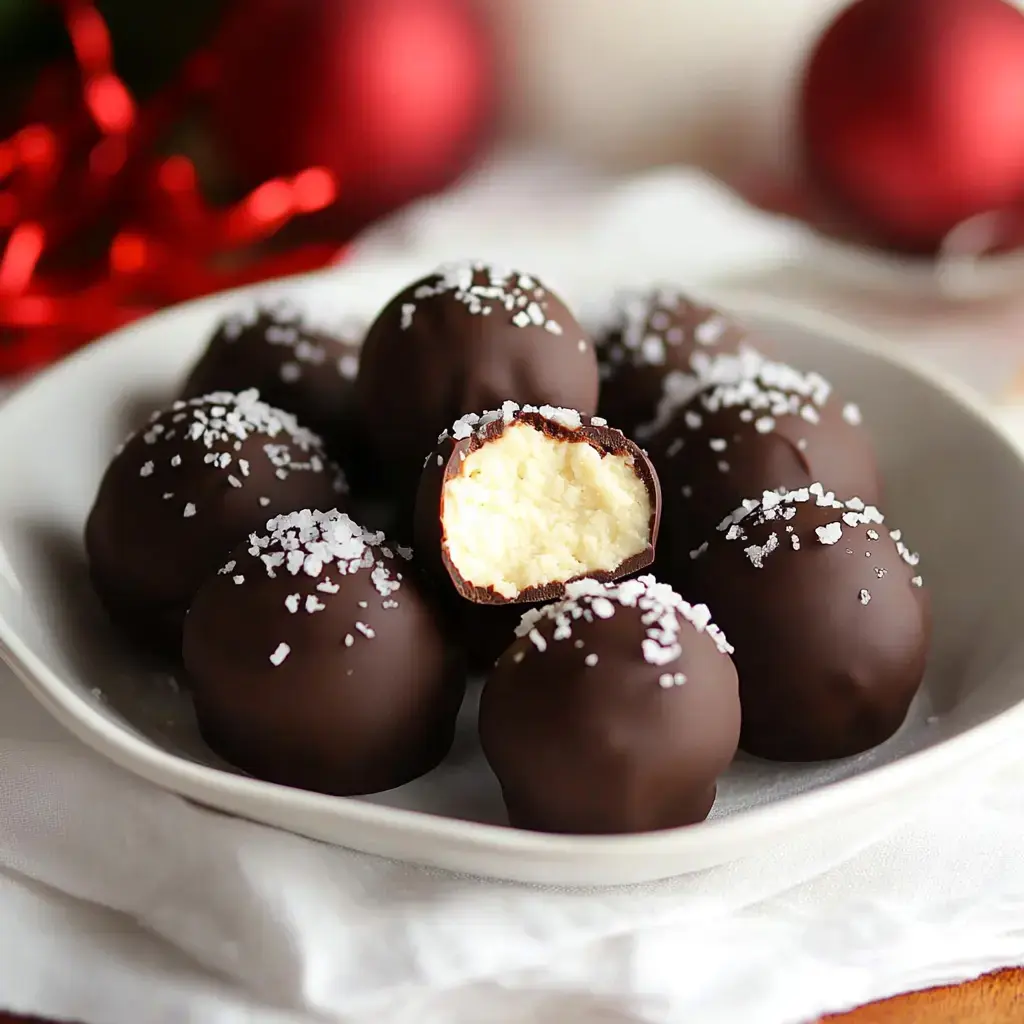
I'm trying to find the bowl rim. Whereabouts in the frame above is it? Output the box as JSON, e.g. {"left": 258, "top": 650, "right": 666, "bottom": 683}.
{"left": 0, "top": 274, "right": 1021, "bottom": 863}
{"left": 801, "top": 228, "right": 1024, "bottom": 302}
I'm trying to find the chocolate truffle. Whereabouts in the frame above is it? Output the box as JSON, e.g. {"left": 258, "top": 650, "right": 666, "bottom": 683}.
{"left": 595, "top": 289, "right": 752, "bottom": 440}
{"left": 690, "top": 484, "right": 930, "bottom": 761}
{"left": 479, "top": 575, "right": 740, "bottom": 834}
{"left": 455, "top": 600, "right": 542, "bottom": 674}
{"left": 181, "top": 303, "right": 363, "bottom": 464}
{"left": 415, "top": 403, "right": 661, "bottom": 605}
{"left": 647, "top": 350, "right": 881, "bottom": 586}
{"left": 183, "top": 510, "right": 464, "bottom": 795}
{"left": 355, "top": 261, "right": 599, "bottom": 501}
{"left": 85, "top": 389, "right": 347, "bottom": 654}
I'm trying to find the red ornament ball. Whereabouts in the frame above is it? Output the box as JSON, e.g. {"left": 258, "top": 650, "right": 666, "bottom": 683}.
{"left": 212, "top": 0, "right": 495, "bottom": 227}
{"left": 799, "top": 0, "right": 1024, "bottom": 253}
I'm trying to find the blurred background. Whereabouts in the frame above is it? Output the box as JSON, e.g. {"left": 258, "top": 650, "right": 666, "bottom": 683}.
{"left": 1, "top": 0, "right": 1024, "bottom": 376}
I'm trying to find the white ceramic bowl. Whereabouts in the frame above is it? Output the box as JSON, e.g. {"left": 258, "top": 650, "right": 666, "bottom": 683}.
{"left": 0, "top": 269, "right": 1022, "bottom": 886}
{"left": 805, "top": 229, "right": 1024, "bottom": 303}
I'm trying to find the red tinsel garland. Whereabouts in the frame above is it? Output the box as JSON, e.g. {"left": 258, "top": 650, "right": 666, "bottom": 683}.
{"left": 0, "top": 0, "right": 346, "bottom": 376}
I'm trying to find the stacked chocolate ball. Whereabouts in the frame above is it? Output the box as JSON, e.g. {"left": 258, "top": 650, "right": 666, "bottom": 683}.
{"left": 84, "top": 262, "right": 931, "bottom": 833}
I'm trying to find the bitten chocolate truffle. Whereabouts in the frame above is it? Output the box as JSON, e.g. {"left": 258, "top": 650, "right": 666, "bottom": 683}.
{"left": 595, "top": 289, "right": 752, "bottom": 440}
{"left": 690, "top": 484, "right": 930, "bottom": 761}
{"left": 415, "top": 403, "right": 661, "bottom": 605}
{"left": 647, "top": 350, "right": 881, "bottom": 586}
{"left": 479, "top": 575, "right": 740, "bottom": 834}
{"left": 181, "top": 303, "right": 363, "bottom": 463}
{"left": 183, "top": 510, "right": 464, "bottom": 795}
{"left": 356, "top": 261, "right": 599, "bottom": 500}
{"left": 85, "top": 389, "right": 347, "bottom": 654}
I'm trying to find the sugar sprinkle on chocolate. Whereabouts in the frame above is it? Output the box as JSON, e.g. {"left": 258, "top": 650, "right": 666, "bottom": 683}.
{"left": 704, "top": 484, "right": 924, "bottom": 583}
{"left": 401, "top": 261, "right": 572, "bottom": 339}
{"left": 514, "top": 575, "right": 733, "bottom": 675}
{"left": 234, "top": 510, "right": 408, "bottom": 625}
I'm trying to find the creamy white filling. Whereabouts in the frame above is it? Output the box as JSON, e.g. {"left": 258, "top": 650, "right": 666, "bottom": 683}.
{"left": 442, "top": 422, "right": 651, "bottom": 598}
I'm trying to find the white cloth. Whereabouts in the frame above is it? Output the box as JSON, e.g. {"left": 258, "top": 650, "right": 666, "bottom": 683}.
{"left": 2, "top": 158, "right": 1024, "bottom": 1024}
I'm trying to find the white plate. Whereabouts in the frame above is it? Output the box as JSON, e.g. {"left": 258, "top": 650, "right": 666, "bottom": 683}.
{"left": 805, "top": 231, "right": 1024, "bottom": 303}
{"left": 1, "top": 268, "right": 1023, "bottom": 887}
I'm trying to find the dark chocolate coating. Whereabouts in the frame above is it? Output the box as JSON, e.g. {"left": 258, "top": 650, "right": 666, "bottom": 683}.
{"left": 689, "top": 487, "right": 930, "bottom": 761}
{"left": 647, "top": 354, "right": 881, "bottom": 592}
{"left": 595, "top": 289, "right": 752, "bottom": 440}
{"left": 479, "top": 576, "right": 740, "bottom": 833}
{"left": 413, "top": 584, "right": 544, "bottom": 676}
{"left": 85, "top": 390, "right": 347, "bottom": 656}
{"left": 355, "top": 262, "right": 599, "bottom": 502}
{"left": 183, "top": 510, "right": 465, "bottom": 796}
{"left": 456, "top": 600, "right": 541, "bottom": 674}
{"left": 181, "top": 305, "right": 364, "bottom": 472}
{"left": 414, "top": 406, "right": 661, "bottom": 605}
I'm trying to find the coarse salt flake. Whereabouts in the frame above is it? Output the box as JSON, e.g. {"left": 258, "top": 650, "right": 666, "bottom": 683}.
{"left": 514, "top": 574, "right": 732, "bottom": 672}
{"left": 658, "top": 672, "right": 687, "bottom": 688}
{"left": 816, "top": 522, "right": 843, "bottom": 545}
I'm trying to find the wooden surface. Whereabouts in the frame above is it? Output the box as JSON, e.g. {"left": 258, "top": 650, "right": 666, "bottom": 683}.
{"left": 0, "top": 969, "right": 1022, "bottom": 1022}
{"left": 826, "top": 969, "right": 1024, "bottom": 1022}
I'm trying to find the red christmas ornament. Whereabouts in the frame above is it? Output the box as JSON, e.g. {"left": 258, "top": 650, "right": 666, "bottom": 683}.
{"left": 799, "top": 0, "right": 1024, "bottom": 253}
{"left": 212, "top": 0, "right": 495, "bottom": 229}
{"left": 0, "top": 0, "right": 363, "bottom": 377}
